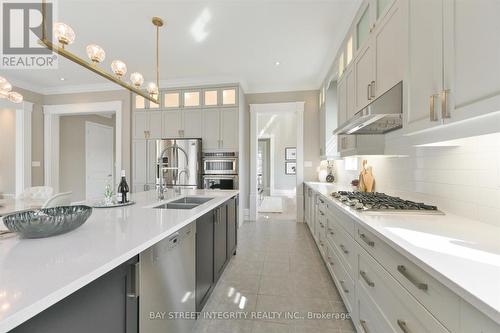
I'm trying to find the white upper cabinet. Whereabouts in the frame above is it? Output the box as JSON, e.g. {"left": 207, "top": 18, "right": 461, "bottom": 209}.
{"left": 443, "top": 0, "right": 500, "bottom": 123}
{"left": 355, "top": 40, "right": 375, "bottom": 111}
{"left": 162, "top": 110, "right": 183, "bottom": 138}
{"left": 338, "top": 77, "right": 348, "bottom": 125}
{"left": 202, "top": 108, "right": 221, "bottom": 150}
{"left": 183, "top": 109, "right": 203, "bottom": 138}
{"left": 345, "top": 67, "right": 356, "bottom": 120}
{"left": 407, "top": 0, "right": 444, "bottom": 127}
{"left": 148, "top": 111, "right": 163, "bottom": 139}
{"left": 373, "top": 0, "right": 404, "bottom": 97}
{"left": 220, "top": 108, "right": 239, "bottom": 150}
{"left": 357, "top": 5, "right": 371, "bottom": 51}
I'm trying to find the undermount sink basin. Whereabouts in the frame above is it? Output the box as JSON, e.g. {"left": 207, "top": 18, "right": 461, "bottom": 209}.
{"left": 153, "top": 197, "right": 214, "bottom": 210}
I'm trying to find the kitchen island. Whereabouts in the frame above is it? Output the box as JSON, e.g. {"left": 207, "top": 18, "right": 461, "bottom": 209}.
{"left": 0, "top": 189, "right": 239, "bottom": 333}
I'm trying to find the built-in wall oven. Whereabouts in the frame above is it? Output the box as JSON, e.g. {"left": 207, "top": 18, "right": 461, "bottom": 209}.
{"left": 202, "top": 152, "right": 238, "bottom": 190}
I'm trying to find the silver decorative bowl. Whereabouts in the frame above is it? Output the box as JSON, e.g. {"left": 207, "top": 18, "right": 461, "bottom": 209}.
{"left": 2, "top": 205, "right": 93, "bottom": 238}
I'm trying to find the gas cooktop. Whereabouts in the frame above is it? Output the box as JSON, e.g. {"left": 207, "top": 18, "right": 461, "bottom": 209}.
{"left": 331, "top": 191, "right": 444, "bottom": 215}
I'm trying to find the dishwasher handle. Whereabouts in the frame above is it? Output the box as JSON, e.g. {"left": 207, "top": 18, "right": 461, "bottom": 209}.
{"left": 168, "top": 232, "right": 180, "bottom": 246}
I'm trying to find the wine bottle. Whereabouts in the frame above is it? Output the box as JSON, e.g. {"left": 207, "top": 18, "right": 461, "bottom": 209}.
{"left": 117, "top": 170, "right": 129, "bottom": 203}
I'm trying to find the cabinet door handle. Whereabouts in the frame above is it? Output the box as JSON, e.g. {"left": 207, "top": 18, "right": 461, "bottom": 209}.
{"left": 370, "top": 81, "right": 376, "bottom": 99}
{"left": 328, "top": 227, "right": 334, "bottom": 235}
{"left": 360, "top": 320, "right": 370, "bottom": 333}
{"left": 127, "top": 262, "right": 140, "bottom": 298}
{"left": 340, "top": 244, "right": 349, "bottom": 254}
{"left": 441, "top": 89, "right": 451, "bottom": 119}
{"left": 429, "top": 94, "right": 438, "bottom": 121}
{"left": 360, "top": 270, "right": 375, "bottom": 287}
{"left": 339, "top": 280, "right": 349, "bottom": 293}
{"left": 359, "top": 233, "right": 375, "bottom": 247}
{"left": 397, "top": 265, "right": 428, "bottom": 291}
{"left": 397, "top": 320, "right": 411, "bottom": 333}
{"left": 367, "top": 84, "right": 371, "bottom": 101}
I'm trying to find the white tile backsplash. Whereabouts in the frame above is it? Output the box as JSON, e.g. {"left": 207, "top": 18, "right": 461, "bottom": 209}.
{"left": 333, "top": 133, "right": 500, "bottom": 227}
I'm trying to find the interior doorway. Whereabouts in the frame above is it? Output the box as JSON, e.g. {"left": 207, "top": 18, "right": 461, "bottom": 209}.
{"left": 249, "top": 102, "right": 304, "bottom": 222}
{"left": 85, "top": 122, "right": 114, "bottom": 200}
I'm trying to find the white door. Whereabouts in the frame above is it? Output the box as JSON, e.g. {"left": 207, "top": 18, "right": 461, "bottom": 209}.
{"left": 86, "top": 122, "right": 114, "bottom": 200}
{"left": 220, "top": 108, "right": 239, "bottom": 150}
{"left": 202, "top": 108, "right": 221, "bottom": 150}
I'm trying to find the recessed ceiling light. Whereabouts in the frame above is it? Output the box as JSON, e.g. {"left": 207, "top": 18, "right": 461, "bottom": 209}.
{"left": 275, "top": 61, "right": 280, "bottom": 66}
{"left": 60, "top": 77, "right": 65, "bottom": 81}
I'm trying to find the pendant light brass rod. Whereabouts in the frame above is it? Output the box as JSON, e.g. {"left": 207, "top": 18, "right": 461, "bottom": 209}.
{"left": 38, "top": 0, "right": 161, "bottom": 104}
{"left": 39, "top": 38, "right": 160, "bottom": 104}
{"left": 156, "top": 24, "right": 160, "bottom": 88}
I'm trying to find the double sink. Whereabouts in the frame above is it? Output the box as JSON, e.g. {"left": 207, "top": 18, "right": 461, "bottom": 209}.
{"left": 154, "top": 196, "right": 214, "bottom": 210}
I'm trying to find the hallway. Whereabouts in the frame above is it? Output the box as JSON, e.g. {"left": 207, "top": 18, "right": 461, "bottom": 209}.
{"left": 193, "top": 219, "right": 355, "bottom": 333}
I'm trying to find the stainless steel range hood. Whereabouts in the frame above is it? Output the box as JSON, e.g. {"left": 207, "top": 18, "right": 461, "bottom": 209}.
{"left": 334, "top": 81, "right": 403, "bottom": 135}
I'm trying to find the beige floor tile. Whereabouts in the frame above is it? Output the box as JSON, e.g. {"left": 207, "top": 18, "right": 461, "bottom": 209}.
{"left": 258, "top": 275, "right": 294, "bottom": 297}
{"left": 261, "top": 260, "right": 291, "bottom": 277}
{"left": 252, "top": 321, "right": 292, "bottom": 333}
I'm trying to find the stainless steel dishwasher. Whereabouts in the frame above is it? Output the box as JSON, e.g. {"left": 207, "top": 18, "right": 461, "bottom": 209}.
{"left": 139, "top": 223, "right": 196, "bottom": 333}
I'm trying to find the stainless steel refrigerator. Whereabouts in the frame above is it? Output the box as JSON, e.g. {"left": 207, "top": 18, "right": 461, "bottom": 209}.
{"left": 156, "top": 138, "right": 202, "bottom": 189}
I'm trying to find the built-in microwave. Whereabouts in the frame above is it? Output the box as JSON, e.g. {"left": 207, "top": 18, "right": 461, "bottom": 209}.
{"left": 202, "top": 152, "right": 238, "bottom": 175}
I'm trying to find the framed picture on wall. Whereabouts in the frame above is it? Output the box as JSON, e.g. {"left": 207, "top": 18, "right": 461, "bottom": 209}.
{"left": 285, "top": 162, "right": 296, "bottom": 175}
{"left": 285, "top": 147, "right": 296, "bottom": 160}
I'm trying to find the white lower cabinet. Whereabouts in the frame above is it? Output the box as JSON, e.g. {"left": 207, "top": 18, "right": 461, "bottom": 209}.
{"left": 306, "top": 188, "right": 499, "bottom": 333}
{"left": 358, "top": 246, "right": 449, "bottom": 333}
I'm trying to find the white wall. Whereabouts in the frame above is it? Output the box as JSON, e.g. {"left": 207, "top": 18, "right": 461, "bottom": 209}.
{"left": 258, "top": 113, "right": 297, "bottom": 192}
{"left": 0, "top": 109, "right": 16, "bottom": 195}
{"left": 333, "top": 132, "right": 500, "bottom": 227}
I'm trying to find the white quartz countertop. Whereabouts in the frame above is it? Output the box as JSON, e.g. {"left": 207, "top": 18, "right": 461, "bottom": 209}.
{"left": 305, "top": 182, "right": 500, "bottom": 325}
{"left": 0, "top": 189, "right": 238, "bottom": 332}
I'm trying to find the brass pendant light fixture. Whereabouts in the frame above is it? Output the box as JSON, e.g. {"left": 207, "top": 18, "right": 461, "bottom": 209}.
{"left": 40, "top": 0, "right": 163, "bottom": 104}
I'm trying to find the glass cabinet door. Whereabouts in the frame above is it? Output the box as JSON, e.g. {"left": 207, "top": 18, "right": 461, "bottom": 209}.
{"left": 135, "top": 95, "right": 145, "bottom": 110}
{"left": 377, "top": 0, "right": 393, "bottom": 19}
{"left": 164, "top": 92, "right": 180, "bottom": 108}
{"left": 346, "top": 35, "right": 353, "bottom": 66}
{"left": 183, "top": 90, "right": 201, "bottom": 107}
{"left": 222, "top": 88, "right": 237, "bottom": 106}
{"left": 204, "top": 90, "right": 218, "bottom": 106}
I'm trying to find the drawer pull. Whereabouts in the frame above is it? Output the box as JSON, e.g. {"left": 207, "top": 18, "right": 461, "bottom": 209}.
{"left": 319, "top": 210, "right": 325, "bottom": 216}
{"left": 339, "top": 280, "right": 349, "bottom": 293}
{"left": 360, "top": 320, "right": 370, "bottom": 333}
{"left": 397, "top": 265, "right": 428, "bottom": 291}
{"left": 319, "top": 198, "right": 324, "bottom": 204}
{"left": 359, "top": 233, "right": 375, "bottom": 247}
{"left": 360, "top": 270, "right": 375, "bottom": 287}
{"left": 340, "top": 244, "right": 349, "bottom": 254}
{"left": 328, "top": 228, "right": 334, "bottom": 235}
{"left": 320, "top": 223, "right": 325, "bottom": 228}
{"left": 327, "top": 256, "right": 334, "bottom": 266}
{"left": 397, "top": 319, "right": 411, "bottom": 333}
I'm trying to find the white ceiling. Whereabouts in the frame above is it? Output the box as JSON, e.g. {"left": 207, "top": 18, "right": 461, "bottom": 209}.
{"left": 6, "top": 0, "right": 361, "bottom": 94}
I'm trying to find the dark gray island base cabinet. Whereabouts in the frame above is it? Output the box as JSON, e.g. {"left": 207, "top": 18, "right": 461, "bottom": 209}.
{"left": 9, "top": 195, "right": 238, "bottom": 332}
{"left": 12, "top": 257, "right": 139, "bottom": 333}
{"left": 196, "top": 195, "right": 238, "bottom": 312}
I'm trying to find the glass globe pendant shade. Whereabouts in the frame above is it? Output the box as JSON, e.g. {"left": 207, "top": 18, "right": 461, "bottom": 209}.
{"left": 53, "top": 22, "right": 75, "bottom": 47}
{"left": 130, "top": 72, "right": 144, "bottom": 87}
{"left": 86, "top": 44, "right": 105, "bottom": 64}
{"left": 146, "top": 82, "right": 159, "bottom": 95}
{"left": 7, "top": 92, "right": 23, "bottom": 103}
{"left": 0, "top": 90, "right": 8, "bottom": 99}
{"left": 111, "top": 60, "right": 127, "bottom": 77}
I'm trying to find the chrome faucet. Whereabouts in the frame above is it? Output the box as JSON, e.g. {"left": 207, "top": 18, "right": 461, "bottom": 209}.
{"left": 157, "top": 143, "right": 189, "bottom": 199}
